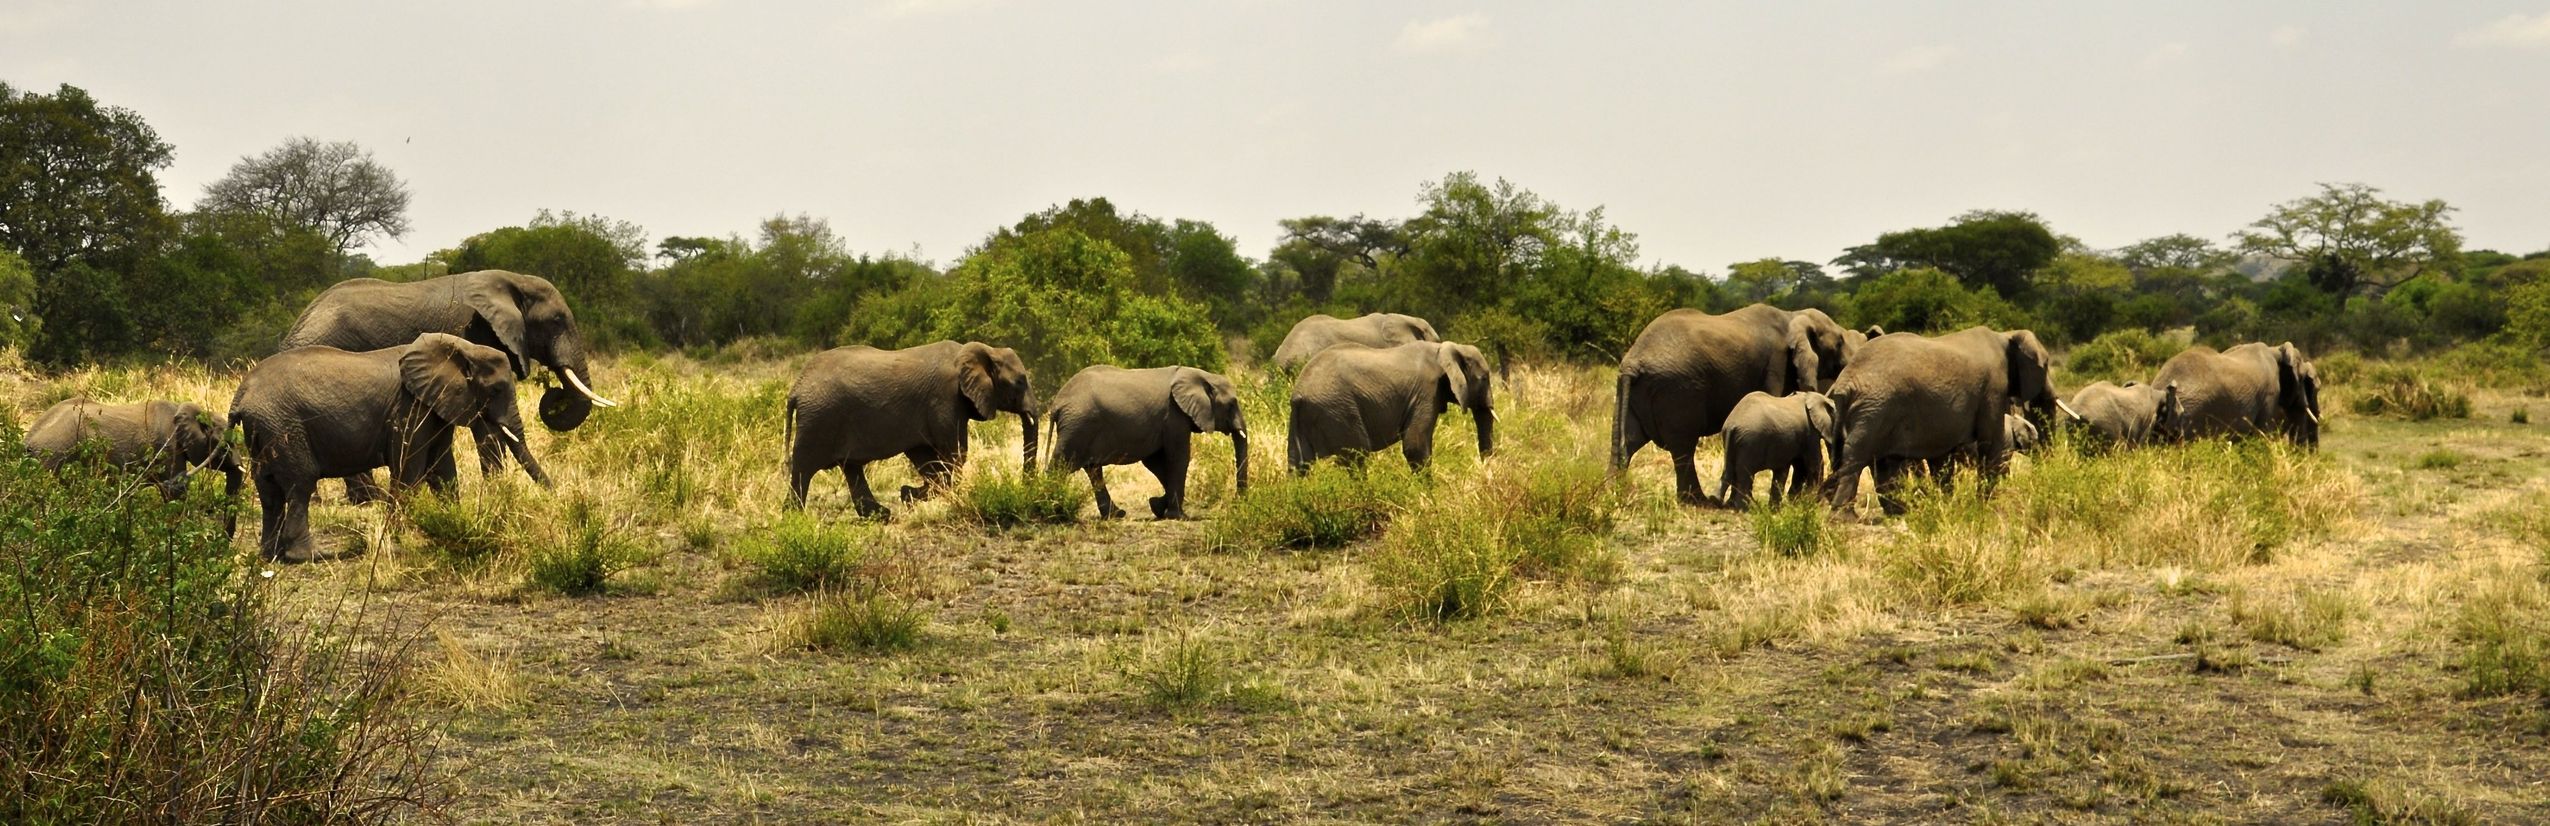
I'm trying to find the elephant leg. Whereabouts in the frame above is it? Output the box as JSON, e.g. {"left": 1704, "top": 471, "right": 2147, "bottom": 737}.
{"left": 1723, "top": 469, "right": 1753, "bottom": 511}
{"left": 1671, "top": 448, "right": 1709, "bottom": 506}
{"left": 901, "top": 447, "right": 957, "bottom": 503}
{"left": 1401, "top": 408, "right": 1440, "bottom": 474}
{"left": 471, "top": 423, "right": 508, "bottom": 477}
{"left": 1767, "top": 465, "right": 1789, "bottom": 508}
{"left": 1874, "top": 459, "right": 1912, "bottom": 516}
{"left": 425, "top": 444, "right": 461, "bottom": 495}
{"left": 342, "top": 472, "right": 388, "bottom": 506}
{"left": 1144, "top": 447, "right": 1189, "bottom": 520}
{"left": 788, "top": 461, "right": 817, "bottom": 510}
{"left": 256, "top": 472, "right": 289, "bottom": 560}
{"left": 843, "top": 461, "right": 888, "bottom": 519}
{"left": 266, "top": 476, "right": 320, "bottom": 564}
{"left": 1085, "top": 466, "right": 1124, "bottom": 519}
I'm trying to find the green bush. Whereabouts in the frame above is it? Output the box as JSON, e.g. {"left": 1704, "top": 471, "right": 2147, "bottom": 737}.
{"left": 2348, "top": 365, "right": 2472, "bottom": 421}
{"left": 783, "top": 590, "right": 928, "bottom": 655}
{"left": 2457, "top": 574, "right": 2550, "bottom": 701}
{"left": 955, "top": 469, "right": 1088, "bottom": 528}
{"left": 526, "top": 500, "right": 646, "bottom": 596}
{"left": 0, "top": 421, "right": 431, "bottom": 822}
{"left": 403, "top": 484, "right": 527, "bottom": 568}
{"left": 735, "top": 512, "right": 882, "bottom": 593}
{"left": 1368, "top": 461, "right": 1621, "bottom": 623}
{"left": 1205, "top": 463, "right": 1421, "bottom": 552}
{"left": 2064, "top": 328, "right": 2183, "bottom": 382}
{"left": 1750, "top": 496, "right": 1836, "bottom": 557}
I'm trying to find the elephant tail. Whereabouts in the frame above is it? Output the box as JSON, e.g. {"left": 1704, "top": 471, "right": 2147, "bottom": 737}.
{"left": 1610, "top": 369, "right": 1635, "bottom": 474}
{"left": 1286, "top": 398, "right": 1307, "bottom": 474}
{"left": 783, "top": 393, "right": 799, "bottom": 475}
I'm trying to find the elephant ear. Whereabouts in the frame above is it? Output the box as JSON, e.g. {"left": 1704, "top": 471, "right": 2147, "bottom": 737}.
{"left": 463, "top": 276, "right": 531, "bottom": 373}
{"left": 2004, "top": 331, "right": 2051, "bottom": 402}
{"left": 1784, "top": 315, "right": 1822, "bottom": 393}
{"left": 1804, "top": 393, "right": 1840, "bottom": 446}
{"left": 1170, "top": 369, "right": 1217, "bottom": 433}
{"left": 956, "top": 342, "right": 998, "bottom": 421}
{"left": 1438, "top": 344, "right": 1474, "bottom": 408}
{"left": 400, "top": 334, "right": 484, "bottom": 426}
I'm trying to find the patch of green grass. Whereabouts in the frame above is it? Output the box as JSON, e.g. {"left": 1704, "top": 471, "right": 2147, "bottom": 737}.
{"left": 526, "top": 500, "right": 648, "bottom": 596}
{"left": 2349, "top": 366, "right": 2472, "bottom": 421}
{"left": 2064, "top": 328, "right": 2185, "bottom": 383}
{"left": 2455, "top": 573, "right": 2550, "bottom": 700}
{"left": 1127, "top": 632, "right": 1282, "bottom": 712}
{"left": 1367, "top": 460, "right": 1621, "bottom": 623}
{"left": 781, "top": 590, "right": 928, "bottom": 654}
{"left": 2320, "top": 778, "right": 2481, "bottom": 826}
{"left": 1748, "top": 496, "right": 1834, "bottom": 558}
{"left": 1206, "top": 462, "right": 1419, "bottom": 552}
{"left": 2411, "top": 449, "right": 2467, "bottom": 470}
{"left": 953, "top": 468, "right": 1087, "bottom": 528}
{"left": 403, "top": 484, "right": 527, "bottom": 568}
{"left": 2234, "top": 588, "right": 2354, "bottom": 651}
{"left": 733, "top": 511, "right": 885, "bottom": 594}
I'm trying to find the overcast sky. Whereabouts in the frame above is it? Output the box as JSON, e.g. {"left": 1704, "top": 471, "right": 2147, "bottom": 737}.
{"left": 5, "top": 1, "right": 2546, "bottom": 272}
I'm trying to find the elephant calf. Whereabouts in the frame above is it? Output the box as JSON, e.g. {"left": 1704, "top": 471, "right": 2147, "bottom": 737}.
{"left": 1718, "top": 391, "right": 1837, "bottom": 509}
{"left": 2004, "top": 413, "right": 2043, "bottom": 454}
{"left": 787, "top": 341, "right": 1036, "bottom": 518}
{"left": 1289, "top": 341, "right": 1494, "bottom": 473}
{"left": 23, "top": 398, "right": 243, "bottom": 529}
{"left": 232, "top": 333, "right": 538, "bottom": 562}
{"left": 2066, "top": 381, "right": 2180, "bottom": 449}
{"left": 1047, "top": 365, "right": 1248, "bottom": 519}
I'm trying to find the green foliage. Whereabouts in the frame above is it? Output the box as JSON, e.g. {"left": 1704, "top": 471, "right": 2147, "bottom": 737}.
{"left": 403, "top": 485, "right": 527, "bottom": 568}
{"left": 0, "top": 248, "right": 36, "bottom": 351}
{"left": 1128, "top": 632, "right": 1282, "bottom": 712}
{"left": 0, "top": 83, "right": 173, "bottom": 272}
{"left": 2064, "top": 328, "right": 2184, "bottom": 383}
{"left": 1368, "top": 462, "right": 1620, "bottom": 623}
{"left": 2235, "top": 182, "right": 2462, "bottom": 297}
{"left": 1749, "top": 497, "right": 1836, "bottom": 557}
{"left": 2347, "top": 366, "right": 2471, "bottom": 421}
{"left": 955, "top": 469, "right": 1089, "bottom": 528}
{"left": 0, "top": 421, "right": 430, "bottom": 822}
{"left": 526, "top": 500, "right": 646, "bottom": 597}
{"left": 876, "top": 224, "right": 1224, "bottom": 386}
{"left": 1848, "top": 267, "right": 2033, "bottom": 335}
{"left": 1864, "top": 209, "right": 2061, "bottom": 298}
{"left": 643, "top": 216, "right": 924, "bottom": 350}
{"left": 1206, "top": 463, "right": 1421, "bottom": 552}
{"left": 735, "top": 512, "right": 882, "bottom": 594}
{"left": 784, "top": 590, "right": 928, "bottom": 655}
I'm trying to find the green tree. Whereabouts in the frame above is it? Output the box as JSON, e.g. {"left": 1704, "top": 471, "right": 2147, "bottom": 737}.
{"left": 1725, "top": 258, "right": 1798, "bottom": 304}
{"left": 197, "top": 137, "right": 410, "bottom": 259}
{"left": 1849, "top": 267, "right": 2032, "bottom": 335}
{"left": 1271, "top": 215, "right": 1403, "bottom": 304}
{"left": 2117, "top": 233, "right": 2232, "bottom": 275}
{"left": 1401, "top": 172, "right": 1562, "bottom": 319}
{"left": 1865, "top": 210, "right": 2061, "bottom": 298}
{"left": 448, "top": 211, "right": 652, "bottom": 348}
{"left": 2232, "top": 182, "right": 2461, "bottom": 297}
{"left": 0, "top": 249, "right": 36, "bottom": 351}
{"left": 0, "top": 83, "right": 172, "bottom": 272}
{"left": 884, "top": 226, "right": 1221, "bottom": 388}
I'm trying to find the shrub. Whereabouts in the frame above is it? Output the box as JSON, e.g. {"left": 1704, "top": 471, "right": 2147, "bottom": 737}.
{"left": 2348, "top": 365, "right": 2472, "bottom": 420}
{"left": 403, "top": 484, "right": 527, "bottom": 568}
{"left": 734, "top": 511, "right": 882, "bottom": 593}
{"left": 1367, "top": 461, "right": 1621, "bottom": 622}
{"left": 781, "top": 590, "right": 928, "bottom": 654}
{"left": 0, "top": 425, "right": 432, "bottom": 822}
{"left": 526, "top": 500, "right": 646, "bottom": 596}
{"left": 1749, "top": 497, "right": 1835, "bottom": 557}
{"left": 2064, "top": 328, "right": 2183, "bottom": 382}
{"left": 1206, "top": 463, "right": 1420, "bottom": 552}
{"left": 954, "top": 469, "right": 1088, "bottom": 528}
{"left": 2456, "top": 572, "right": 2550, "bottom": 701}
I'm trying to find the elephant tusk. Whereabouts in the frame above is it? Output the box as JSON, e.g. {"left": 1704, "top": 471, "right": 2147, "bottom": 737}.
{"left": 2055, "top": 399, "right": 2084, "bottom": 421}
{"left": 563, "top": 369, "right": 619, "bottom": 408}
{"left": 499, "top": 426, "right": 522, "bottom": 444}
{"left": 2305, "top": 407, "right": 2320, "bottom": 426}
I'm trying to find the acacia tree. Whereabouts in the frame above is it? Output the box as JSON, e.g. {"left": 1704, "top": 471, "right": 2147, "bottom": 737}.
{"left": 2233, "top": 183, "right": 2460, "bottom": 297}
{"left": 199, "top": 137, "right": 411, "bottom": 257}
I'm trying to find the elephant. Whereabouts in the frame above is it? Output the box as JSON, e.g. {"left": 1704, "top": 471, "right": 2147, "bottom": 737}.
{"left": 231, "top": 333, "right": 536, "bottom": 562}
{"left": 1288, "top": 341, "right": 1494, "bottom": 473}
{"left": 1717, "top": 391, "right": 1837, "bottom": 510}
{"left": 281, "top": 269, "right": 618, "bottom": 492}
{"left": 786, "top": 341, "right": 1037, "bottom": 518}
{"left": 1266, "top": 312, "right": 1439, "bottom": 373}
{"left": 2151, "top": 342, "right": 2321, "bottom": 447}
{"left": 1819, "top": 326, "right": 2070, "bottom": 515}
{"left": 2066, "top": 380, "right": 2182, "bottom": 449}
{"left": 2004, "top": 412, "right": 2042, "bottom": 454}
{"left": 1046, "top": 365, "right": 1248, "bottom": 520}
{"left": 1612, "top": 304, "right": 1859, "bottom": 504}
{"left": 23, "top": 398, "right": 243, "bottom": 531}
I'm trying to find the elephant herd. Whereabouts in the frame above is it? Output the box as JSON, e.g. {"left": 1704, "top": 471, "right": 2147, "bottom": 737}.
{"left": 15, "top": 267, "right": 2322, "bottom": 562}
{"left": 1615, "top": 305, "right": 2323, "bottom": 515}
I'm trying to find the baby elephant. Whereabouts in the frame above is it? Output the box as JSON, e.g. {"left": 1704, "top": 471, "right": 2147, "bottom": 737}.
{"left": 23, "top": 398, "right": 242, "bottom": 523}
{"left": 2004, "top": 412, "right": 2043, "bottom": 454}
{"left": 1719, "top": 391, "right": 1838, "bottom": 509}
{"left": 1046, "top": 365, "right": 1248, "bottom": 519}
{"left": 2065, "top": 380, "right": 2181, "bottom": 449}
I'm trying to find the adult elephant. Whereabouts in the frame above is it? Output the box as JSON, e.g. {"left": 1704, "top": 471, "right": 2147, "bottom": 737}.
{"left": 1288, "top": 341, "right": 1494, "bottom": 473}
{"left": 1266, "top": 312, "right": 1439, "bottom": 373}
{"left": 1819, "top": 326, "right": 2069, "bottom": 515}
{"left": 1046, "top": 365, "right": 1248, "bottom": 520}
{"left": 232, "top": 334, "right": 536, "bottom": 562}
{"left": 1612, "top": 304, "right": 1859, "bottom": 504}
{"left": 786, "top": 341, "right": 1036, "bottom": 518}
{"left": 2152, "top": 342, "right": 2320, "bottom": 447}
{"left": 2067, "top": 380, "right": 2181, "bottom": 449}
{"left": 24, "top": 398, "right": 243, "bottom": 531}
{"left": 281, "top": 269, "right": 618, "bottom": 489}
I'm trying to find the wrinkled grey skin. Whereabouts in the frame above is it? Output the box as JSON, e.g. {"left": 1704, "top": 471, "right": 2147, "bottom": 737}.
{"left": 1289, "top": 341, "right": 1495, "bottom": 473}
{"left": 283, "top": 269, "right": 612, "bottom": 491}
{"left": 232, "top": 334, "right": 534, "bottom": 562}
{"left": 25, "top": 398, "right": 243, "bottom": 533}
{"left": 786, "top": 341, "right": 1037, "bottom": 518}
{"left": 1613, "top": 304, "right": 1858, "bottom": 504}
{"left": 1718, "top": 391, "right": 1838, "bottom": 510}
{"left": 1267, "top": 313, "right": 1440, "bottom": 373}
{"left": 1820, "top": 326, "right": 2060, "bottom": 515}
{"left": 1046, "top": 365, "right": 1248, "bottom": 520}
{"left": 2153, "top": 342, "right": 2321, "bottom": 448}
{"left": 2067, "top": 380, "right": 2182, "bottom": 449}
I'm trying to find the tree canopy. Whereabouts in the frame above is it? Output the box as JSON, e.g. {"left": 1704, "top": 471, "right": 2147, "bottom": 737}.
{"left": 2232, "top": 182, "right": 2461, "bottom": 297}
{"left": 199, "top": 137, "right": 411, "bottom": 257}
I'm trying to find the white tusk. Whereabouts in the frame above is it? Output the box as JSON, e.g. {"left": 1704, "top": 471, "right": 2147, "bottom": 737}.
{"left": 2055, "top": 399, "right": 2084, "bottom": 421}
{"left": 499, "top": 426, "right": 521, "bottom": 444}
{"left": 563, "top": 369, "right": 619, "bottom": 408}
{"left": 2305, "top": 408, "right": 2320, "bottom": 426}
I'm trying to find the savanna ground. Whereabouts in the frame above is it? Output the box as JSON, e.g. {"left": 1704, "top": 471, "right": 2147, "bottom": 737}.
{"left": 7, "top": 347, "right": 2549, "bottom": 824}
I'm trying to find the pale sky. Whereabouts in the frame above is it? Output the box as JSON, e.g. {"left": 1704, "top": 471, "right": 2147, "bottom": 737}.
{"left": 5, "top": 1, "right": 2546, "bottom": 272}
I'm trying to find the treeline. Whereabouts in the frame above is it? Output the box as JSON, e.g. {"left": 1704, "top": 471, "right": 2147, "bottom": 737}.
{"left": 8, "top": 81, "right": 2550, "bottom": 376}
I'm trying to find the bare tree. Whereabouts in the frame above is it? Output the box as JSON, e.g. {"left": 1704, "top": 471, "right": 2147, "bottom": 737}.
{"left": 199, "top": 137, "right": 411, "bottom": 256}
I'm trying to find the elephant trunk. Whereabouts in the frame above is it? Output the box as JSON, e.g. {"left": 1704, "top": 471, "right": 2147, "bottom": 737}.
{"left": 217, "top": 445, "right": 243, "bottom": 539}
{"left": 1474, "top": 407, "right": 1497, "bottom": 459}
{"left": 1019, "top": 411, "right": 1039, "bottom": 470}
{"left": 1232, "top": 430, "right": 1250, "bottom": 494}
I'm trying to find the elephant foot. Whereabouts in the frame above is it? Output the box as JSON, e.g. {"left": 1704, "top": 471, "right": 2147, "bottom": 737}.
{"left": 1676, "top": 490, "right": 1716, "bottom": 508}
{"left": 1098, "top": 505, "right": 1128, "bottom": 520}
{"left": 267, "top": 538, "right": 323, "bottom": 565}
{"left": 899, "top": 484, "right": 931, "bottom": 504}
{"left": 1148, "top": 496, "right": 1183, "bottom": 520}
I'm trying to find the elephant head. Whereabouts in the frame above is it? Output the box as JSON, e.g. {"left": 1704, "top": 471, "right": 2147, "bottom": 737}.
{"left": 2002, "top": 329, "right": 2067, "bottom": 424}
{"left": 1784, "top": 309, "right": 1852, "bottom": 393}
{"left": 1172, "top": 368, "right": 1250, "bottom": 493}
{"left": 956, "top": 342, "right": 1038, "bottom": 468}
{"left": 2150, "top": 381, "right": 2183, "bottom": 439}
{"left": 459, "top": 271, "right": 617, "bottom": 431}
{"left": 2273, "top": 342, "right": 2321, "bottom": 447}
{"left": 1437, "top": 342, "right": 1497, "bottom": 458}
{"left": 1801, "top": 391, "right": 1840, "bottom": 467}
{"left": 151, "top": 401, "right": 244, "bottom": 534}
{"left": 398, "top": 333, "right": 532, "bottom": 459}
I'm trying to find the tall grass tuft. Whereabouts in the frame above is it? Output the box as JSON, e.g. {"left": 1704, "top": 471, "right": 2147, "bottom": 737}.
{"left": 1127, "top": 631, "right": 1282, "bottom": 712}
{"left": 403, "top": 483, "right": 529, "bottom": 569}
{"left": 1367, "top": 459, "right": 1621, "bottom": 622}
{"left": 780, "top": 590, "right": 929, "bottom": 654}
{"left": 2348, "top": 365, "right": 2472, "bottom": 420}
{"left": 1750, "top": 497, "right": 1837, "bottom": 558}
{"left": 954, "top": 468, "right": 1088, "bottom": 527}
{"left": 527, "top": 498, "right": 648, "bottom": 596}
{"left": 0, "top": 425, "right": 434, "bottom": 822}
{"left": 2455, "top": 569, "right": 2550, "bottom": 700}
{"left": 733, "top": 511, "right": 888, "bottom": 594}
{"left": 1206, "top": 462, "right": 1421, "bottom": 552}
